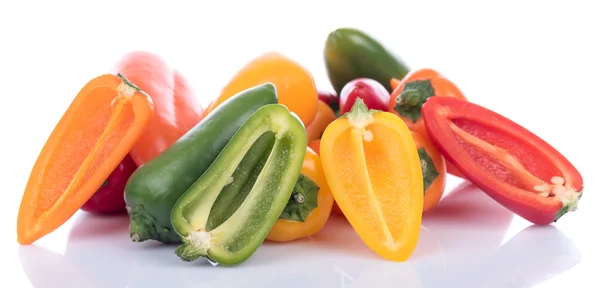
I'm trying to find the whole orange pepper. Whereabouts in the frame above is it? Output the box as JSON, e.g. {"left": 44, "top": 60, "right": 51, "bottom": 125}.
{"left": 204, "top": 51, "right": 319, "bottom": 127}
{"left": 267, "top": 148, "right": 333, "bottom": 242}
{"left": 321, "top": 98, "right": 424, "bottom": 261}
{"left": 388, "top": 68, "right": 467, "bottom": 179}
{"left": 306, "top": 101, "right": 337, "bottom": 142}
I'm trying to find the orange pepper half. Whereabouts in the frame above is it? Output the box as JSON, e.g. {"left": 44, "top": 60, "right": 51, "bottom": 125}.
{"left": 17, "top": 74, "right": 154, "bottom": 245}
{"left": 267, "top": 147, "right": 334, "bottom": 242}
{"left": 320, "top": 98, "right": 424, "bottom": 262}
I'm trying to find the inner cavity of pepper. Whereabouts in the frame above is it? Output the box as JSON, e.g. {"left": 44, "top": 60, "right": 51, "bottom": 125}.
{"left": 448, "top": 117, "right": 570, "bottom": 197}
{"left": 182, "top": 131, "right": 276, "bottom": 232}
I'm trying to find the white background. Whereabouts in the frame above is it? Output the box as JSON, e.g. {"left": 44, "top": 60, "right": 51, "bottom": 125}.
{"left": 1, "top": 1, "right": 598, "bottom": 287}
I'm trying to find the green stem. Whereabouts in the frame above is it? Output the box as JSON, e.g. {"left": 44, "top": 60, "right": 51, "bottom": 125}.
{"left": 399, "top": 89, "right": 422, "bottom": 107}
{"left": 127, "top": 205, "right": 181, "bottom": 244}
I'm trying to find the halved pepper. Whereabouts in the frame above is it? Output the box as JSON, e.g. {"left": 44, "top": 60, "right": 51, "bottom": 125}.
{"left": 421, "top": 96, "right": 583, "bottom": 225}
{"left": 17, "top": 74, "right": 154, "bottom": 245}
{"left": 320, "top": 98, "right": 424, "bottom": 262}
{"left": 124, "top": 83, "right": 277, "bottom": 244}
{"left": 170, "top": 104, "right": 307, "bottom": 265}
{"left": 266, "top": 147, "right": 334, "bottom": 242}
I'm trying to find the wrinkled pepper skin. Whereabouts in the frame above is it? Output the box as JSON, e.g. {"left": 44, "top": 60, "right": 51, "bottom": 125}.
{"left": 171, "top": 104, "right": 307, "bottom": 266}
{"left": 124, "top": 83, "right": 278, "bottom": 244}
{"left": 324, "top": 27, "right": 410, "bottom": 95}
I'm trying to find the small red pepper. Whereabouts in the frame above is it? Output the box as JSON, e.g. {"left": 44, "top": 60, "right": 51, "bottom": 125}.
{"left": 421, "top": 96, "right": 583, "bottom": 225}
{"left": 80, "top": 154, "right": 138, "bottom": 214}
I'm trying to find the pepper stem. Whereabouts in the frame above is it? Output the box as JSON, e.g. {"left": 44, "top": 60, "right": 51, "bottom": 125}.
{"left": 399, "top": 89, "right": 421, "bottom": 107}
{"left": 345, "top": 98, "right": 377, "bottom": 129}
{"left": 294, "top": 193, "right": 305, "bottom": 203}
{"left": 393, "top": 79, "right": 435, "bottom": 122}
{"left": 127, "top": 205, "right": 181, "bottom": 244}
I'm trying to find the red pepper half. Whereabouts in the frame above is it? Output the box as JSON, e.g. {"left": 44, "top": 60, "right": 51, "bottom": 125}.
{"left": 422, "top": 96, "right": 583, "bottom": 225}
{"left": 80, "top": 154, "right": 138, "bottom": 214}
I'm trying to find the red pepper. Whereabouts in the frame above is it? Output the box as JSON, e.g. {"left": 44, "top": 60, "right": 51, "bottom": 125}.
{"left": 421, "top": 96, "right": 583, "bottom": 225}
{"left": 80, "top": 154, "right": 138, "bottom": 214}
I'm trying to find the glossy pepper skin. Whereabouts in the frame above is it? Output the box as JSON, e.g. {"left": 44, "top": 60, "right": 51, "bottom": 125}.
{"left": 171, "top": 104, "right": 307, "bottom": 266}
{"left": 388, "top": 68, "right": 467, "bottom": 179}
{"left": 112, "top": 51, "right": 204, "bottom": 166}
{"left": 80, "top": 154, "right": 138, "bottom": 214}
{"left": 324, "top": 27, "right": 410, "bottom": 94}
{"left": 124, "top": 83, "right": 278, "bottom": 244}
{"left": 203, "top": 51, "right": 318, "bottom": 127}
{"left": 339, "top": 78, "right": 390, "bottom": 115}
{"left": 266, "top": 147, "right": 334, "bottom": 242}
{"left": 422, "top": 96, "right": 583, "bottom": 225}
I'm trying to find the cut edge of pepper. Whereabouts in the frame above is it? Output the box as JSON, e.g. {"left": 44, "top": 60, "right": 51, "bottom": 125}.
{"left": 172, "top": 104, "right": 306, "bottom": 265}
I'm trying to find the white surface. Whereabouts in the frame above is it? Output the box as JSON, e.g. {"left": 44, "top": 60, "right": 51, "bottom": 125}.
{"left": 1, "top": 1, "right": 598, "bottom": 287}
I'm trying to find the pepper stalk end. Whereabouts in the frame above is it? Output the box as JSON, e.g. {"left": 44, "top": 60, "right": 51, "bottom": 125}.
{"left": 175, "top": 230, "right": 212, "bottom": 262}
{"left": 344, "top": 98, "right": 378, "bottom": 129}
{"left": 127, "top": 205, "right": 181, "bottom": 244}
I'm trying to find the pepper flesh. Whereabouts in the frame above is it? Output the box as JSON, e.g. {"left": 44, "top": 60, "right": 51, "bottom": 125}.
{"left": 267, "top": 148, "right": 334, "bottom": 242}
{"left": 422, "top": 96, "right": 583, "bottom": 225}
{"left": 320, "top": 98, "right": 424, "bottom": 261}
{"left": 17, "top": 74, "right": 154, "bottom": 245}
{"left": 170, "top": 104, "right": 307, "bottom": 265}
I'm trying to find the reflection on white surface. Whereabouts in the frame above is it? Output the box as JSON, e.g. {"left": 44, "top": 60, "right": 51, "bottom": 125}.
{"left": 18, "top": 181, "right": 581, "bottom": 288}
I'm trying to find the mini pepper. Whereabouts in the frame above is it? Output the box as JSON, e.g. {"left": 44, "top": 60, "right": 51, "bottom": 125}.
{"left": 170, "top": 103, "right": 307, "bottom": 266}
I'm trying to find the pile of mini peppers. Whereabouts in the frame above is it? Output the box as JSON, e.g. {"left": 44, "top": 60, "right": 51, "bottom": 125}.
{"left": 16, "top": 27, "right": 583, "bottom": 266}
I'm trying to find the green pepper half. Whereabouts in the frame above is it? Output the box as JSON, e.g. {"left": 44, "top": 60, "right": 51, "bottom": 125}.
{"left": 170, "top": 103, "right": 307, "bottom": 266}
{"left": 124, "top": 83, "right": 278, "bottom": 244}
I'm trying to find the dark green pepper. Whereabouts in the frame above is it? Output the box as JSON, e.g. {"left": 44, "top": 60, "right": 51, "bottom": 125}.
{"left": 124, "top": 83, "right": 278, "bottom": 244}
{"left": 324, "top": 27, "right": 410, "bottom": 94}
{"left": 171, "top": 103, "right": 307, "bottom": 266}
